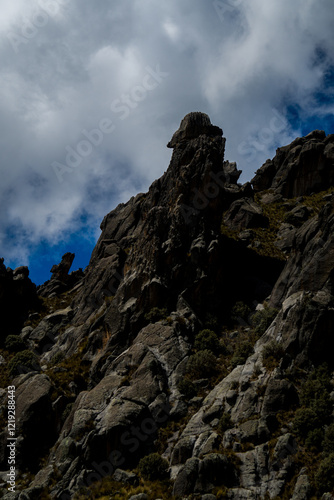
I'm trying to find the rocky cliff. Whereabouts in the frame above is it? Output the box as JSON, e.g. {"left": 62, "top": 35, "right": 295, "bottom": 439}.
{"left": 1, "top": 113, "right": 334, "bottom": 499}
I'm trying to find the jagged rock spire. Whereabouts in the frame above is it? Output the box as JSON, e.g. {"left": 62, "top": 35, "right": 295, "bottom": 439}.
{"left": 167, "top": 111, "right": 223, "bottom": 148}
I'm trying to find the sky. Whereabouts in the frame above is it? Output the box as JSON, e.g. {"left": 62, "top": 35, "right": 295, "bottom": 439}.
{"left": 0, "top": 0, "right": 333, "bottom": 285}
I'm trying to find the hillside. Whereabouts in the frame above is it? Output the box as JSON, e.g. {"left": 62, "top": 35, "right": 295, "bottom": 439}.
{"left": 1, "top": 113, "right": 334, "bottom": 499}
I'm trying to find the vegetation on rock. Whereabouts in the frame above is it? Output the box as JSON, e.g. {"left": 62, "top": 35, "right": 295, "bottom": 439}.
{"left": 8, "top": 349, "right": 40, "bottom": 375}
{"left": 138, "top": 453, "right": 169, "bottom": 481}
{"left": 194, "top": 328, "right": 221, "bottom": 352}
{"left": 186, "top": 349, "right": 219, "bottom": 379}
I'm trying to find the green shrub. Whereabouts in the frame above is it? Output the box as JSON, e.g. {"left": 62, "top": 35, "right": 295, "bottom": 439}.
{"left": 50, "top": 351, "right": 65, "bottom": 365}
{"left": 292, "top": 407, "right": 321, "bottom": 439}
{"left": 8, "top": 350, "right": 40, "bottom": 376}
{"left": 252, "top": 307, "right": 278, "bottom": 335}
{"left": 323, "top": 423, "right": 334, "bottom": 455}
{"left": 232, "top": 301, "right": 252, "bottom": 324}
{"left": 194, "top": 329, "right": 220, "bottom": 353}
{"left": 138, "top": 453, "right": 169, "bottom": 481}
{"left": 261, "top": 340, "right": 284, "bottom": 370}
{"left": 177, "top": 378, "right": 197, "bottom": 399}
{"left": 300, "top": 364, "right": 332, "bottom": 408}
{"left": 5, "top": 335, "right": 27, "bottom": 352}
{"left": 204, "top": 314, "right": 219, "bottom": 330}
{"left": 186, "top": 350, "right": 218, "bottom": 379}
{"left": 231, "top": 341, "right": 254, "bottom": 368}
{"left": 293, "top": 364, "right": 333, "bottom": 447}
{"left": 298, "top": 364, "right": 333, "bottom": 422}
{"left": 305, "top": 428, "right": 324, "bottom": 451}
{"left": 144, "top": 307, "right": 168, "bottom": 323}
{"left": 218, "top": 412, "right": 233, "bottom": 434}
{"left": 315, "top": 453, "right": 334, "bottom": 495}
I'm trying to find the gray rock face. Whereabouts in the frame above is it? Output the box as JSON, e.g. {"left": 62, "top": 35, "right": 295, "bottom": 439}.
{"left": 252, "top": 131, "right": 334, "bottom": 197}
{"left": 1, "top": 117, "right": 334, "bottom": 499}
{"left": 128, "top": 494, "right": 148, "bottom": 500}
{"left": 172, "top": 453, "right": 235, "bottom": 496}
{"left": 38, "top": 252, "right": 84, "bottom": 298}
{"left": 270, "top": 195, "right": 334, "bottom": 309}
{"left": 291, "top": 471, "right": 311, "bottom": 500}
{"left": 112, "top": 468, "right": 139, "bottom": 485}
{"left": 13, "top": 266, "right": 29, "bottom": 280}
{"left": 167, "top": 112, "right": 223, "bottom": 148}
{"left": 28, "top": 307, "right": 73, "bottom": 352}
{"left": 0, "top": 259, "right": 38, "bottom": 338}
{"left": 4, "top": 374, "right": 56, "bottom": 471}
{"left": 224, "top": 198, "right": 269, "bottom": 230}
{"left": 50, "top": 252, "right": 75, "bottom": 281}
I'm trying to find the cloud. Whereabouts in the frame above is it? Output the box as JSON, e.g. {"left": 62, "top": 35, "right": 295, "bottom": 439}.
{"left": 0, "top": 0, "right": 333, "bottom": 274}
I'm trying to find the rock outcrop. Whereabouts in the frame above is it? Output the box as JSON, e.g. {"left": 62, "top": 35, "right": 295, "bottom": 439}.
{"left": 1, "top": 113, "right": 334, "bottom": 499}
{"left": 38, "top": 252, "right": 84, "bottom": 298}
{"left": 0, "top": 259, "right": 39, "bottom": 340}
{"left": 252, "top": 130, "right": 334, "bottom": 197}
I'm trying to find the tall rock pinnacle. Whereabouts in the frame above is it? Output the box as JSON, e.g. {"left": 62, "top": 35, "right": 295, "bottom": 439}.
{"left": 167, "top": 112, "right": 223, "bottom": 148}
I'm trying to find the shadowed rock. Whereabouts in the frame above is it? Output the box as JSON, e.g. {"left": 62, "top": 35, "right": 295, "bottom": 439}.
{"left": 2, "top": 118, "right": 334, "bottom": 499}
{"left": 50, "top": 252, "right": 75, "bottom": 281}
{"left": 252, "top": 131, "right": 334, "bottom": 197}
{"left": 167, "top": 112, "right": 223, "bottom": 148}
{"left": 38, "top": 252, "right": 84, "bottom": 297}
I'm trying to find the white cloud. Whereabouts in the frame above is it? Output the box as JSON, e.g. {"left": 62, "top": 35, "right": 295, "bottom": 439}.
{"left": 0, "top": 0, "right": 333, "bottom": 269}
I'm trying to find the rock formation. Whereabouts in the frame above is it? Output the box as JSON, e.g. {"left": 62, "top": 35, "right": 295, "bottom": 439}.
{"left": 252, "top": 130, "right": 334, "bottom": 197}
{"left": 0, "top": 113, "right": 334, "bottom": 499}
{"left": 0, "top": 259, "right": 39, "bottom": 341}
{"left": 38, "top": 252, "right": 84, "bottom": 298}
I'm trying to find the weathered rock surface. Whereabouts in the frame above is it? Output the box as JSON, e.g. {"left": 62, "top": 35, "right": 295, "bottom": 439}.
{"left": 0, "top": 374, "right": 56, "bottom": 472}
{"left": 0, "top": 259, "right": 39, "bottom": 339}
{"left": 167, "top": 112, "right": 223, "bottom": 148}
{"left": 38, "top": 252, "right": 84, "bottom": 298}
{"left": 270, "top": 194, "right": 334, "bottom": 309}
{"left": 1, "top": 114, "right": 334, "bottom": 499}
{"left": 252, "top": 130, "right": 334, "bottom": 197}
{"left": 223, "top": 198, "right": 269, "bottom": 230}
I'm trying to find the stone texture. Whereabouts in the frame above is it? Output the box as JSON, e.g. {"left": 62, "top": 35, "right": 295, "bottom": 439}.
{"left": 112, "top": 468, "right": 139, "bottom": 485}
{"left": 291, "top": 471, "right": 311, "bottom": 500}
{"left": 0, "top": 259, "right": 38, "bottom": 338}
{"left": 8, "top": 374, "right": 56, "bottom": 471}
{"left": 173, "top": 457, "right": 200, "bottom": 496}
{"left": 1, "top": 118, "right": 334, "bottom": 499}
{"left": 270, "top": 195, "right": 334, "bottom": 309}
{"left": 252, "top": 131, "right": 334, "bottom": 197}
{"left": 38, "top": 252, "right": 84, "bottom": 298}
{"left": 167, "top": 112, "right": 223, "bottom": 148}
{"left": 224, "top": 198, "right": 269, "bottom": 230}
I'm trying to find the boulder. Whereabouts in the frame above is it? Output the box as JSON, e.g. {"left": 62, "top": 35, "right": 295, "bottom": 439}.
{"left": 3, "top": 374, "right": 56, "bottom": 471}
{"left": 291, "top": 470, "right": 311, "bottom": 500}
{"left": 223, "top": 198, "right": 269, "bottom": 230}
{"left": 29, "top": 307, "right": 73, "bottom": 352}
{"left": 112, "top": 468, "right": 139, "bottom": 485}
{"left": 13, "top": 266, "right": 29, "bottom": 280}
{"left": 173, "top": 457, "right": 200, "bottom": 496}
